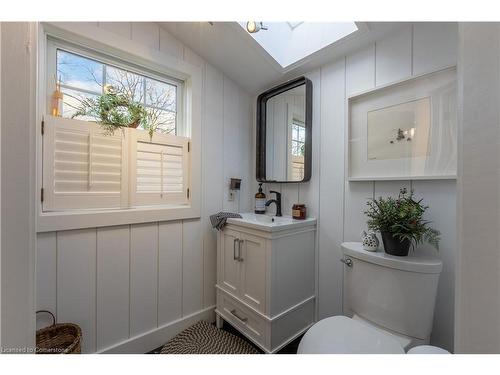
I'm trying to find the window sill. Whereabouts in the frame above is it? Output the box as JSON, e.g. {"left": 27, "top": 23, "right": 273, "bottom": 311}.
{"left": 37, "top": 204, "right": 201, "bottom": 233}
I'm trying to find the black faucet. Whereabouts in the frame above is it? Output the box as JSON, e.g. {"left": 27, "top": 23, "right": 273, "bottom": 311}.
{"left": 265, "top": 190, "right": 282, "bottom": 217}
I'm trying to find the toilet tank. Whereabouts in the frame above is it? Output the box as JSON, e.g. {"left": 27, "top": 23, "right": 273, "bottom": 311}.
{"left": 341, "top": 242, "right": 442, "bottom": 341}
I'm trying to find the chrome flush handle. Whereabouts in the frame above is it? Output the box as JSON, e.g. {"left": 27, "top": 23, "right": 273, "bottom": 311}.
{"left": 340, "top": 257, "right": 353, "bottom": 267}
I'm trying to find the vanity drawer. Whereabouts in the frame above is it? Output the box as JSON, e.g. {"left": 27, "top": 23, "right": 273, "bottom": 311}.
{"left": 217, "top": 290, "right": 268, "bottom": 348}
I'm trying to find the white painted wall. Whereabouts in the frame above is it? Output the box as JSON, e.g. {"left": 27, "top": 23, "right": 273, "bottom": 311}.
{"left": 35, "top": 22, "right": 253, "bottom": 353}
{"left": 0, "top": 22, "right": 2, "bottom": 348}
{"left": 455, "top": 23, "right": 500, "bottom": 353}
{"left": 262, "top": 23, "right": 458, "bottom": 352}
{"left": 1, "top": 22, "right": 37, "bottom": 352}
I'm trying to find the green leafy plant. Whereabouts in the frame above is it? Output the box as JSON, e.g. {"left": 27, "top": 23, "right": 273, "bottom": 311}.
{"left": 72, "top": 90, "right": 148, "bottom": 135}
{"left": 364, "top": 188, "right": 440, "bottom": 251}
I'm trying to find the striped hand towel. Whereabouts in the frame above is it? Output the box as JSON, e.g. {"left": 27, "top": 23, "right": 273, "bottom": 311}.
{"left": 210, "top": 212, "right": 242, "bottom": 231}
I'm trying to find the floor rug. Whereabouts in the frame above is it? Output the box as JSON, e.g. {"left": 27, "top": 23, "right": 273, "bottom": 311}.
{"left": 160, "top": 320, "right": 260, "bottom": 354}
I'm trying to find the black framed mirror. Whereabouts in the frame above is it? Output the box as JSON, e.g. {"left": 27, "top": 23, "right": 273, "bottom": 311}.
{"left": 256, "top": 76, "right": 312, "bottom": 183}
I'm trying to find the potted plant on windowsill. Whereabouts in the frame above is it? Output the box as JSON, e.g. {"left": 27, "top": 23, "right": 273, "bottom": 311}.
{"left": 72, "top": 87, "right": 147, "bottom": 136}
{"left": 364, "top": 188, "right": 440, "bottom": 256}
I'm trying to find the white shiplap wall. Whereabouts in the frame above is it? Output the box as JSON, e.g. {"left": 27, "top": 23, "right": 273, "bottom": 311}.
{"left": 262, "top": 23, "right": 458, "bottom": 352}
{"left": 35, "top": 22, "right": 253, "bottom": 353}
{"left": 1, "top": 22, "right": 37, "bottom": 351}
{"left": 455, "top": 23, "right": 500, "bottom": 353}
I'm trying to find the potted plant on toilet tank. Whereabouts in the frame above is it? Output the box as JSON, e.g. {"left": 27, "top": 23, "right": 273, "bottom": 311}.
{"left": 364, "top": 188, "right": 440, "bottom": 256}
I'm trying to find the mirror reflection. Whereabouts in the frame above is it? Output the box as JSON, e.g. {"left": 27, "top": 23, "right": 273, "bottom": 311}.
{"left": 265, "top": 84, "right": 306, "bottom": 182}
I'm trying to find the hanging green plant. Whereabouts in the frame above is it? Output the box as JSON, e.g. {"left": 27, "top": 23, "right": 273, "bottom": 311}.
{"left": 72, "top": 90, "right": 147, "bottom": 135}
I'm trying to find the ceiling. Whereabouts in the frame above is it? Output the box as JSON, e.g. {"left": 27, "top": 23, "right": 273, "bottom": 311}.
{"left": 160, "top": 22, "right": 408, "bottom": 95}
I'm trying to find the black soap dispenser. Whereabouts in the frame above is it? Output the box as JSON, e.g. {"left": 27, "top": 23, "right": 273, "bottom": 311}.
{"left": 255, "top": 183, "right": 266, "bottom": 214}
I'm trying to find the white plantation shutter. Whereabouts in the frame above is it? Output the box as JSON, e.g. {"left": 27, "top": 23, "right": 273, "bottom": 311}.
{"left": 130, "top": 130, "right": 190, "bottom": 206}
{"left": 42, "top": 116, "right": 126, "bottom": 211}
{"left": 42, "top": 116, "right": 190, "bottom": 212}
{"left": 290, "top": 155, "right": 305, "bottom": 181}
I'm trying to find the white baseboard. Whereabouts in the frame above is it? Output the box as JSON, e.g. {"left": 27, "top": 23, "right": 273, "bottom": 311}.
{"left": 98, "top": 306, "right": 216, "bottom": 354}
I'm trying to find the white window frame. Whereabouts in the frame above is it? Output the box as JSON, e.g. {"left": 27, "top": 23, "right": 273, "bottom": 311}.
{"left": 36, "top": 22, "right": 202, "bottom": 232}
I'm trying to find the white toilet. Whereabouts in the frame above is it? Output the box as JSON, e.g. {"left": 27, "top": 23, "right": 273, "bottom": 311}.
{"left": 298, "top": 242, "right": 448, "bottom": 354}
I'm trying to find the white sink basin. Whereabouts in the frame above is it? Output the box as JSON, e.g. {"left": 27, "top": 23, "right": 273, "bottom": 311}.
{"left": 226, "top": 212, "right": 316, "bottom": 232}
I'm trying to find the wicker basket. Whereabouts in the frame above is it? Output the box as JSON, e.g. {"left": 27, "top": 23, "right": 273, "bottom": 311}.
{"left": 36, "top": 310, "right": 82, "bottom": 354}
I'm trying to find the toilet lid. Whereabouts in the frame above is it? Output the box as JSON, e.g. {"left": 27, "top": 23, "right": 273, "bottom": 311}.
{"left": 298, "top": 316, "right": 405, "bottom": 354}
{"left": 407, "top": 345, "right": 450, "bottom": 354}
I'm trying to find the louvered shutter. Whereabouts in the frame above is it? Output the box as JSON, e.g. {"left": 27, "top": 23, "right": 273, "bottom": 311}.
{"left": 42, "top": 116, "right": 126, "bottom": 211}
{"left": 129, "top": 130, "right": 190, "bottom": 207}
{"left": 290, "top": 155, "right": 305, "bottom": 181}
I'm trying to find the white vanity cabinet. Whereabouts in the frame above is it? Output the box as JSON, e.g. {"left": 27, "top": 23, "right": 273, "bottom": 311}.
{"left": 215, "top": 213, "right": 316, "bottom": 353}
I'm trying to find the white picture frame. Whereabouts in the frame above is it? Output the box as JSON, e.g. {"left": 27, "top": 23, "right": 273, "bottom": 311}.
{"left": 347, "top": 67, "right": 457, "bottom": 181}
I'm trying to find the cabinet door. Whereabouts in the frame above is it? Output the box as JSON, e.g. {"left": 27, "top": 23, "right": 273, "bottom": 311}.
{"left": 239, "top": 233, "right": 267, "bottom": 313}
{"left": 219, "top": 228, "right": 241, "bottom": 296}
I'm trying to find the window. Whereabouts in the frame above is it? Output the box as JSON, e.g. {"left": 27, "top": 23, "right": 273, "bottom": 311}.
{"left": 42, "top": 38, "right": 190, "bottom": 212}
{"left": 239, "top": 22, "right": 358, "bottom": 68}
{"left": 55, "top": 48, "right": 180, "bottom": 135}
{"left": 289, "top": 121, "right": 305, "bottom": 180}
{"left": 291, "top": 122, "right": 305, "bottom": 157}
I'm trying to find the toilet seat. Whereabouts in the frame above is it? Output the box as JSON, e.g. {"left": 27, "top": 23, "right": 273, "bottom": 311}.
{"left": 297, "top": 316, "right": 405, "bottom": 354}
{"left": 407, "top": 345, "right": 450, "bottom": 354}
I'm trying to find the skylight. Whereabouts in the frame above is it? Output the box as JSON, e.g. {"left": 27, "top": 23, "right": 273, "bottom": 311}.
{"left": 239, "top": 22, "right": 358, "bottom": 68}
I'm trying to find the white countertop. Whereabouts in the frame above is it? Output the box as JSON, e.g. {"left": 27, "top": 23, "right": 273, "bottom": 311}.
{"left": 226, "top": 212, "right": 317, "bottom": 232}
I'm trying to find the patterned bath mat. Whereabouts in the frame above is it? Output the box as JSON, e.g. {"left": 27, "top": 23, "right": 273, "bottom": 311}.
{"left": 160, "top": 320, "right": 260, "bottom": 354}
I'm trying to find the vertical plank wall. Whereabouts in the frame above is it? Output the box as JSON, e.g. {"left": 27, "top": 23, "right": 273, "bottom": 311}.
{"left": 455, "top": 23, "right": 500, "bottom": 353}
{"left": 262, "top": 23, "right": 458, "bottom": 352}
{"left": 35, "top": 23, "right": 253, "bottom": 353}
{"left": 1, "top": 22, "right": 37, "bottom": 351}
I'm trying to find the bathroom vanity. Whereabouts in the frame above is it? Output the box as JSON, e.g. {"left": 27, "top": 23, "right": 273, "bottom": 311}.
{"left": 215, "top": 213, "right": 316, "bottom": 353}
